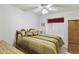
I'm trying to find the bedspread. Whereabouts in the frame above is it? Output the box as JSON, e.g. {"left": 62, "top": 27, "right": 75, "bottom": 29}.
{"left": 17, "top": 36, "right": 57, "bottom": 54}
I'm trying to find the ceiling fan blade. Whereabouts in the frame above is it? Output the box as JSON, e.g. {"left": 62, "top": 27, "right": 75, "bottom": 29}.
{"left": 25, "top": 7, "right": 38, "bottom": 11}
{"left": 30, "top": 5, "right": 43, "bottom": 12}
{"left": 46, "top": 4, "right": 53, "bottom": 8}
{"left": 25, "top": 4, "right": 43, "bottom": 12}
{"left": 46, "top": 5, "right": 56, "bottom": 11}
{"left": 32, "top": 7, "right": 42, "bottom": 12}
{"left": 48, "top": 7, "right": 56, "bottom": 11}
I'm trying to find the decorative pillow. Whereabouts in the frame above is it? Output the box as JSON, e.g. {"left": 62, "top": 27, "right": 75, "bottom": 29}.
{"left": 20, "top": 29, "right": 26, "bottom": 36}
{"left": 33, "top": 31, "right": 38, "bottom": 35}
{"left": 29, "top": 29, "right": 39, "bottom": 35}
{"left": 29, "top": 28, "right": 35, "bottom": 31}
{"left": 18, "top": 34, "right": 22, "bottom": 38}
{"left": 26, "top": 32, "right": 34, "bottom": 36}
{"left": 21, "top": 31, "right": 26, "bottom": 36}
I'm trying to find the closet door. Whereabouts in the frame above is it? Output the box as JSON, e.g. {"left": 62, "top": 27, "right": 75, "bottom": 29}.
{"left": 68, "top": 20, "right": 79, "bottom": 53}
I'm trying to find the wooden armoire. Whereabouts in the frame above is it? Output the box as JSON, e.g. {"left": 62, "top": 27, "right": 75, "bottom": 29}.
{"left": 68, "top": 20, "right": 79, "bottom": 53}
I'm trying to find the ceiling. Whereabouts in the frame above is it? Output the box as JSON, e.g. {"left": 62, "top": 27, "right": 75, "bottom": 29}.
{"left": 10, "top": 4, "right": 79, "bottom": 15}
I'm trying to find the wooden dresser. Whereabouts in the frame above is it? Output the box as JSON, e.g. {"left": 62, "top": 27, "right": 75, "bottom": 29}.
{"left": 68, "top": 20, "right": 79, "bottom": 53}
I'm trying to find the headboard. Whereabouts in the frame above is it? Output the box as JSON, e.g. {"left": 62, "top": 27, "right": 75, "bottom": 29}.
{"left": 16, "top": 30, "right": 23, "bottom": 45}
{"left": 16, "top": 28, "right": 42, "bottom": 45}
{"left": 16, "top": 29, "right": 28, "bottom": 45}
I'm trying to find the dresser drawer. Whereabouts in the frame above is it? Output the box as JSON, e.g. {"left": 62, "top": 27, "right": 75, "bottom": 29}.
{"left": 68, "top": 43, "right": 79, "bottom": 53}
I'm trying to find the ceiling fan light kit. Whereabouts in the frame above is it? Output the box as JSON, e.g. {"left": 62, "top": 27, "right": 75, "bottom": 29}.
{"left": 42, "top": 9, "right": 48, "bottom": 14}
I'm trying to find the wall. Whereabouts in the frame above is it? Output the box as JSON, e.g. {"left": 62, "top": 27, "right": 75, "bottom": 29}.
{"left": 0, "top": 4, "right": 40, "bottom": 45}
{"left": 40, "top": 10, "right": 79, "bottom": 48}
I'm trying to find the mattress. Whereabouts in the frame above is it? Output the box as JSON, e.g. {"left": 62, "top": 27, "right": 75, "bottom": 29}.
{"left": 17, "top": 36, "right": 57, "bottom": 54}
{"left": 0, "top": 40, "right": 23, "bottom": 54}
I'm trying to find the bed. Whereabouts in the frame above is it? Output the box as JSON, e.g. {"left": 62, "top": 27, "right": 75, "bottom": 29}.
{"left": 29, "top": 29, "right": 64, "bottom": 52}
{"left": 16, "top": 29, "right": 64, "bottom": 54}
{"left": 0, "top": 40, "right": 23, "bottom": 54}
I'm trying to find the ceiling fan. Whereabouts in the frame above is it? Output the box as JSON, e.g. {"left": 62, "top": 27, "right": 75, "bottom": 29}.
{"left": 32, "top": 4, "right": 56, "bottom": 14}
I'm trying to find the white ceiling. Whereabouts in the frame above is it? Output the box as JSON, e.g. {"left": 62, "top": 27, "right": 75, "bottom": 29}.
{"left": 10, "top": 4, "right": 79, "bottom": 15}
